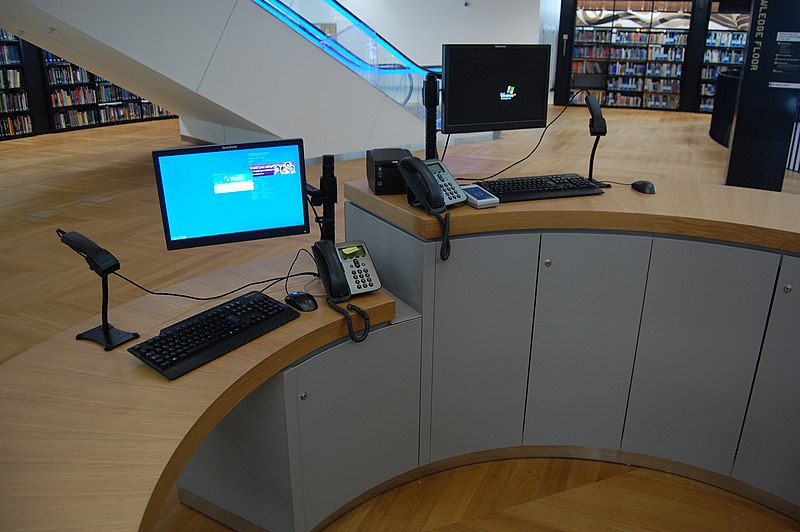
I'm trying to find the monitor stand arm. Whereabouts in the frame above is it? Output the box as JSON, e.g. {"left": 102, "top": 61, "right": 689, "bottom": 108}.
{"left": 424, "top": 72, "right": 440, "bottom": 161}
{"left": 307, "top": 154, "right": 337, "bottom": 242}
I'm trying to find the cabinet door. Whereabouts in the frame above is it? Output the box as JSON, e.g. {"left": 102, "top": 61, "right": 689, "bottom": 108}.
{"left": 524, "top": 233, "right": 651, "bottom": 449}
{"left": 430, "top": 233, "right": 540, "bottom": 462}
{"left": 623, "top": 238, "right": 779, "bottom": 474}
{"left": 733, "top": 255, "right": 800, "bottom": 505}
{"left": 287, "top": 318, "right": 421, "bottom": 530}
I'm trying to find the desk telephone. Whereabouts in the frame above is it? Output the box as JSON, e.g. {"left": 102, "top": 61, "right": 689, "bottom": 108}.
{"left": 398, "top": 156, "right": 466, "bottom": 214}
{"left": 312, "top": 240, "right": 381, "bottom": 342}
{"left": 397, "top": 156, "right": 464, "bottom": 261}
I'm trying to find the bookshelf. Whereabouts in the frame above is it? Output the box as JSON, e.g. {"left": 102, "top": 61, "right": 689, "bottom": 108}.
{"left": 699, "top": 3, "right": 748, "bottom": 112}
{"left": 0, "top": 30, "right": 33, "bottom": 139}
{"left": 0, "top": 27, "right": 174, "bottom": 141}
{"left": 42, "top": 52, "right": 172, "bottom": 131}
{"left": 570, "top": 1, "right": 692, "bottom": 110}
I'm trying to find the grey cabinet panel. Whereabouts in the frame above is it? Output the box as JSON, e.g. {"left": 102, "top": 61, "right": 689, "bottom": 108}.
{"left": 734, "top": 255, "right": 800, "bottom": 505}
{"left": 430, "top": 233, "right": 540, "bottom": 462}
{"left": 623, "top": 238, "right": 779, "bottom": 475}
{"left": 289, "top": 318, "right": 422, "bottom": 530}
{"left": 524, "top": 233, "right": 651, "bottom": 449}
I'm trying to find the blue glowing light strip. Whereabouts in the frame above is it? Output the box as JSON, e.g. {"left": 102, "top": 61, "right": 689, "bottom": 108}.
{"left": 251, "top": 0, "right": 427, "bottom": 76}
{"left": 321, "top": 0, "right": 429, "bottom": 76}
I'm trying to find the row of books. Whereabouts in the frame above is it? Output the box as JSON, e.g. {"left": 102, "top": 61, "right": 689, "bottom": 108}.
{"left": 704, "top": 48, "right": 745, "bottom": 65}
{"left": 52, "top": 109, "right": 98, "bottom": 129}
{"left": 701, "top": 83, "right": 717, "bottom": 96}
{"left": 42, "top": 51, "right": 70, "bottom": 64}
{"left": 649, "top": 46, "right": 685, "bottom": 62}
{"left": 46, "top": 65, "right": 91, "bottom": 85}
{"left": 0, "top": 43, "right": 21, "bottom": 64}
{"left": 50, "top": 86, "right": 97, "bottom": 108}
{"left": 575, "top": 28, "right": 688, "bottom": 46}
{"left": 647, "top": 63, "right": 682, "bottom": 78}
{"left": 96, "top": 84, "right": 137, "bottom": 103}
{"left": 1, "top": 114, "right": 32, "bottom": 137}
{"left": 706, "top": 31, "right": 747, "bottom": 48}
{"left": 0, "top": 91, "right": 28, "bottom": 112}
{"left": 0, "top": 68, "right": 22, "bottom": 89}
{"left": 701, "top": 64, "right": 737, "bottom": 81}
{"left": 98, "top": 102, "right": 172, "bottom": 123}
{"left": 606, "top": 93, "right": 642, "bottom": 108}
{"left": 644, "top": 94, "right": 681, "bottom": 110}
{"left": 699, "top": 97, "right": 716, "bottom": 112}
{"left": 607, "top": 77, "right": 644, "bottom": 92}
{"left": 0, "top": 29, "right": 18, "bottom": 41}
{"left": 644, "top": 79, "right": 680, "bottom": 94}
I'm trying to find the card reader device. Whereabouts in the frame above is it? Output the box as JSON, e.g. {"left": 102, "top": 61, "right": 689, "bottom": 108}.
{"left": 461, "top": 184, "right": 500, "bottom": 209}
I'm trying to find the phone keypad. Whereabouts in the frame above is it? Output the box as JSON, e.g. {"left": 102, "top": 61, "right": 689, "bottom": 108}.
{"left": 349, "top": 262, "right": 375, "bottom": 292}
{"left": 435, "top": 173, "right": 464, "bottom": 203}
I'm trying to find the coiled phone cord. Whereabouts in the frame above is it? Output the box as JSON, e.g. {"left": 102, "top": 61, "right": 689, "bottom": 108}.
{"left": 434, "top": 211, "right": 451, "bottom": 261}
{"left": 327, "top": 298, "right": 371, "bottom": 343}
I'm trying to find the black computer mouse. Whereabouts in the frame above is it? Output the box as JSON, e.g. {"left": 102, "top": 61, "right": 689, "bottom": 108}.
{"left": 631, "top": 180, "right": 657, "bottom": 194}
{"left": 285, "top": 291, "right": 318, "bottom": 312}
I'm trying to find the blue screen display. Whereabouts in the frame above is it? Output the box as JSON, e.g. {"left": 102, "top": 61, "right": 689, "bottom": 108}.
{"left": 153, "top": 139, "right": 310, "bottom": 249}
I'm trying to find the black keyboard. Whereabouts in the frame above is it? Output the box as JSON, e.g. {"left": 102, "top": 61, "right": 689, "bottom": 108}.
{"left": 477, "top": 173, "right": 604, "bottom": 202}
{"left": 128, "top": 291, "right": 300, "bottom": 380}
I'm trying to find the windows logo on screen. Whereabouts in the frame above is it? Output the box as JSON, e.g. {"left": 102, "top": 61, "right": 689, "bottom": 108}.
{"left": 499, "top": 85, "right": 517, "bottom": 101}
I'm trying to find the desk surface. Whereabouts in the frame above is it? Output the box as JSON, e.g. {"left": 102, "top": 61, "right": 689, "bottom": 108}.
{"left": 0, "top": 252, "right": 395, "bottom": 530}
{"left": 345, "top": 179, "right": 800, "bottom": 254}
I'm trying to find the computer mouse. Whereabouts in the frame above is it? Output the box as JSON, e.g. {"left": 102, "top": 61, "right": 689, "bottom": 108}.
{"left": 284, "top": 291, "right": 318, "bottom": 312}
{"left": 631, "top": 180, "right": 657, "bottom": 194}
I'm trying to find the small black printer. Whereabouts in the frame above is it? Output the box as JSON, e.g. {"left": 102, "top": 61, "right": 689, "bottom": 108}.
{"left": 366, "top": 148, "right": 412, "bottom": 195}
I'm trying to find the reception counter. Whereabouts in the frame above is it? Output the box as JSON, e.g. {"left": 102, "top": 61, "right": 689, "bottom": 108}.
{"left": 1, "top": 177, "right": 799, "bottom": 530}
{"left": 343, "top": 177, "right": 800, "bottom": 523}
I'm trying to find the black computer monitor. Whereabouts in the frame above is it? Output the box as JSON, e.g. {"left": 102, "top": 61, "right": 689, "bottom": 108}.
{"left": 441, "top": 44, "right": 550, "bottom": 134}
{"left": 152, "top": 138, "right": 310, "bottom": 250}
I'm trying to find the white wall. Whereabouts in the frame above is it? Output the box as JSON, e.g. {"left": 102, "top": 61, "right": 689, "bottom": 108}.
{"left": 339, "top": 0, "right": 546, "bottom": 66}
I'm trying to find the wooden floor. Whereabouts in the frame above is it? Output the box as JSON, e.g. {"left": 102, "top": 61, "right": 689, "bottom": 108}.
{"left": 2, "top": 111, "right": 799, "bottom": 531}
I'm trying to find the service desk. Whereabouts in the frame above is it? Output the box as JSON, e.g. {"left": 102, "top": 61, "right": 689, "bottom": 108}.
{"left": 343, "top": 178, "right": 800, "bottom": 522}
{"left": 2, "top": 177, "right": 800, "bottom": 531}
{"left": 0, "top": 252, "right": 395, "bottom": 531}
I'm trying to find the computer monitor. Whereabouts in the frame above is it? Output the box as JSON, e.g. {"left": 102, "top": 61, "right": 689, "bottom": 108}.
{"left": 152, "top": 138, "right": 310, "bottom": 250}
{"left": 441, "top": 44, "right": 550, "bottom": 134}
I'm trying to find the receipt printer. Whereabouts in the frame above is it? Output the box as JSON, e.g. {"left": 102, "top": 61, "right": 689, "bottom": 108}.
{"left": 367, "top": 148, "right": 412, "bottom": 195}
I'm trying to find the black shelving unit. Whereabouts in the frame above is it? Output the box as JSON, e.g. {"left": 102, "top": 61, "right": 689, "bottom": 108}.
{"left": 0, "top": 30, "right": 33, "bottom": 139}
{"left": 556, "top": 0, "right": 735, "bottom": 113}
{"left": 699, "top": 3, "right": 749, "bottom": 112}
{"left": 0, "top": 27, "right": 174, "bottom": 141}
{"left": 566, "top": 1, "right": 693, "bottom": 110}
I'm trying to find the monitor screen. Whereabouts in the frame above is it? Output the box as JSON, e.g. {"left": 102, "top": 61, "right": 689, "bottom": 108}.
{"left": 152, "top": 138, "right": 310, "bottom": 250}
{"left": 442, "top": 44, "right": 550, "bottom": 134}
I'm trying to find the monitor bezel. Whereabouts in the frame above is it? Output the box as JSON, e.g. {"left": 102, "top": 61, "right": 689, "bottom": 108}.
{"left": 441, "top": 43, "right": 551, "bottom": 135}
{"left": 152, "top": 138, "right": 311, "bottom": 251}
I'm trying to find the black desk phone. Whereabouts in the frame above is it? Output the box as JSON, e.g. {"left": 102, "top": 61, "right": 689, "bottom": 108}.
{"left": 398, "top": 156, "right": 466, "bottom": 214}
{"left": 397, "top": 156, "right": 464, "bottom": 261}
{"left": 312, "top": 240, "right": 381, "bottom": 342}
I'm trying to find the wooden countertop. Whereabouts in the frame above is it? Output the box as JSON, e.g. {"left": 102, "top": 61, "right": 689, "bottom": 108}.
{"left": 344, "top": 180, "right": 800, "bottom": 254}
{"left": 0, "top": 252, "right": 395, "bottom": 530}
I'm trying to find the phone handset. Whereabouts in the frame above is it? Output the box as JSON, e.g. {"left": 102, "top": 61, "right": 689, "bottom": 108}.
{"left": 398, "top": 156, "right": 466, "bottom": 261}
{"left": 312, "top": 240, "right": 382, "bottom": 343}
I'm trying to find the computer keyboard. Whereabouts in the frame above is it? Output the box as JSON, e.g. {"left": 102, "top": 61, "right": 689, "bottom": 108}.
{"left": 476, "top": 173, "right": 604, "bottom": 203}
{"left": 128, "top": 291, "right": 300, "bottom": 380}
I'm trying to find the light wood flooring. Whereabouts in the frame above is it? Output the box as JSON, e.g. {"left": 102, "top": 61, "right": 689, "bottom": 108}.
{"left": 1, "top": 111, "right": 799, "bottom": 531}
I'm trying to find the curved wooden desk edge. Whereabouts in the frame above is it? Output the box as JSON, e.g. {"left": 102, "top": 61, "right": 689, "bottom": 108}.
{"left": 316, "top": 446, "right": 800, "bottom": 530}
{"left": 344, "top": 180, "right": 800, "bottom": 254}
{"left": 0, "top": 255, "right": 395, "bottom": 531}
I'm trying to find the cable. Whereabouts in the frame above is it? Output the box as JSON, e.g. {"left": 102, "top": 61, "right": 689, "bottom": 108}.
{"left": 434, "top": 211, "right": 451, "bottom": 261}
{"left": 283, "top": 248, "right": 316, "bottom": 295}
{"left": 326, "top": 298, "right": 370, "bottom": 343}
{"left": 440, "top": 134, "right": 452, "bottom": 161}
{"left": 457, "top": 89, "right": 589, "bottom": 183}
{"left": 113, "top": 270, "right": 318, "bottom": 301}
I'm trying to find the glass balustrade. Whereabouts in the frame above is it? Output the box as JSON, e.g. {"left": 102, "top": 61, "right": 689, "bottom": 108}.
{"left": 251, "top": 0, "right": 436, "bottom": 121}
